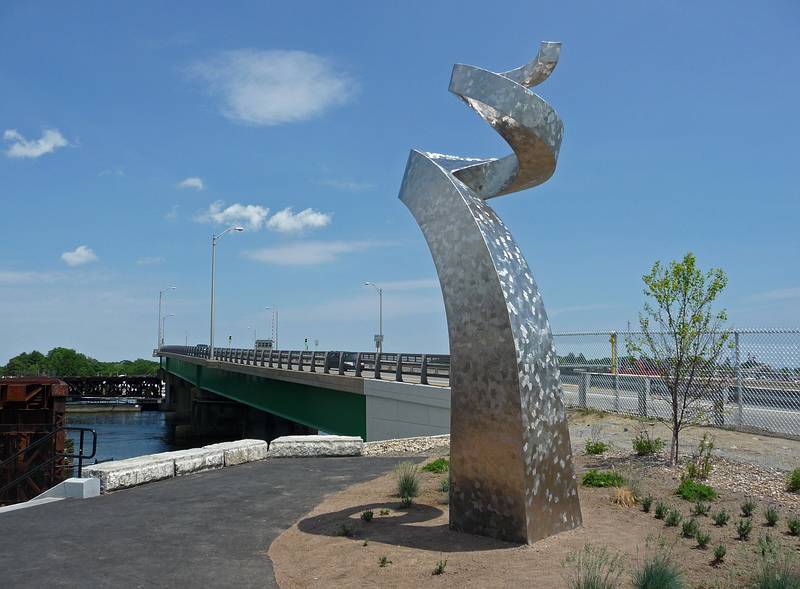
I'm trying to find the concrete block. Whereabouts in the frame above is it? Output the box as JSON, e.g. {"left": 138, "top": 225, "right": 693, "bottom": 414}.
{"left": 267, "top": 435, "right": 364, "bottom": 457}
{"left": 202, "top": 439, "right": 269, "bottom": 466}
{"left": 160, "top": 448, "right": 225, "bottom": 476}
{"left": 83, "top": 455, "right": 175, "bottom": 492}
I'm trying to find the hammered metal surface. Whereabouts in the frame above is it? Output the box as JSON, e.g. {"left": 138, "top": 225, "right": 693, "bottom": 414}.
{"left": 398, "top": 41, "right": 581, "bottom": 544}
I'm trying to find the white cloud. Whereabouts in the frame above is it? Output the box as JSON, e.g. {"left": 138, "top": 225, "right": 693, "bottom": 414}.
{"left": 266, "top": 207, "right": 331, "bottom": 233}
{"left": 61, "top": 245, "right": 98, "bottom": 267}
{"left": 3, "top": 128, "right": 69, "bottom": 158}
{"left": 319, "top": 179, "right": 373, "bottom": 192}
{"left": 188, "top": 49, "right": 357, "bottom": 126}
{"left": 136, "top": 256, "right": 165, "bottom": 266}
{"left": 195, "top": 200, "right": 269, "bottom": 231}
{"left": 178, "top": 177, "right": 204, "bottom": 190}
{"left": 0, "top": 271, "right": 61, "bottom": 286}
{"left": 164, "top": 205, "right": 180, "bottom": 220}
{"left": 243, "top": 240, "right": 374, "bottom": 265}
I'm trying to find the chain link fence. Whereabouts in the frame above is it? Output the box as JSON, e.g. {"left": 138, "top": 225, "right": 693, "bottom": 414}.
{"left": 554, "top": 329, "right": 800, "bottom": 437}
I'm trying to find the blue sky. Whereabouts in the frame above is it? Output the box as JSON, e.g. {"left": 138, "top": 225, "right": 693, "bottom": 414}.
{"left": 1, "top": 1, "right": 798, "bottom": 363}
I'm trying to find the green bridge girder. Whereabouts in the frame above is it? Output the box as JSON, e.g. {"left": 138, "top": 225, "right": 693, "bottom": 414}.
{"left": 162, "top": 356, "right": 367, "bottom": 439}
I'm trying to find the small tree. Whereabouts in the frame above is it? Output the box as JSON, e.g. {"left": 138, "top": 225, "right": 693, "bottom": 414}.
{"left": 627, "top": 253, "right": 730, "bottom": 465}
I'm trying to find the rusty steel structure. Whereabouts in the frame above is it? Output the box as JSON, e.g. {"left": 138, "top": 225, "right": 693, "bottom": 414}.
{"left": 62, "top": 375, "right": 162, "bottom": 400}
{"left": 0, "top": 378, "right": 67, "bottom": 505}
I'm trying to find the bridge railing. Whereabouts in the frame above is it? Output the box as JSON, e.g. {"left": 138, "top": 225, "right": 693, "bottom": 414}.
{"left": 157, "top": 345, "right": 451, "bottom": 385}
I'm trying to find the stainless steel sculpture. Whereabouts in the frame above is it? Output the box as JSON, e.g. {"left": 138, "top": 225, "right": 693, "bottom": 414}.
{"left": 398, "top": 41, "right": 582, "bottom": 544}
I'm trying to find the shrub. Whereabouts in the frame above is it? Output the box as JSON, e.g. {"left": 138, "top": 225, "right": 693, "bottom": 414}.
{"left": 379, "top": 509, "right": 390, "bottom": 516}
{"left": 422, "top": 458, "right": 449, "bottom": 473}
{"left": 585, "top": 439, "right": 611, "bottom": 455}
{"left": 642, "top": 495, "right": 653, "bottom": 513}
{"left": 765, "top": 505, "right": 780, "bottom": 527}
{"left": 336, "top": 523, "right": 354, "bottom": 537}
{"left": 655, "top": 501, "right": 668, "bottom": 519}
{"left": 683, "top": 433, "right": 715, "bottom": 481}
{"left": 696, "top": 529, "right": 711, "bottom": 549}
{"left": 713, "top": 544, "right": 726, "bottom": 565}
{"left": 788, "top": 468, "right": 800, "bottom": 493}
{"left": 362, "top": 540, "right": 368, "bottom": 546}
{"left": 432, "top": 560, "right": 447, "bottom": 576}
{"left": 682, "top": 518, "right": 700, "bottom": 539}
{"left": 692, "top": 501, "right": 711, "bottom": 517}
{"left": 400, "top": 496, "right": 413, "bottom": 508}
{"left": 712, "top": 510, "right": 730, "bottom": 527}
{"left": 788, "top": 516, "right": 800, "bottom": 536}
{"left": 757, "top": 533, "right": 778, "bottom": 559}
{"left": 562, "top": 544, "right": 624, "bottom": 589}
{"left": 631, "top": 543, "right": 685, "bottom": 589}
{"left": 582, "top": 469, "right": 625, "bottom": 488}
{"left": 741, "top": 498, "right": 757, "bottom": 517}
{"left": 440, "top": 478, "right": 450, "bottom": 493}
{"left": 378, "top": 555, "right": 391, "bottom": 567}
{"left": 676, "top": 479, "right": 717, "bottom": 502}
{"left": 665, "top": 509, "right": 683, "bottom": 527}
{"left": 737, "top": 517, "right": 753, "bottom": 541}
{"left": 361, "top": 510, "right": 374, "bottom": 522}
{"left": 748, "top": 551, "right": 800, "bottom": 589}
{"left": 395, "top": 461, "right": 419, "bottom": 499}
{"left": 611, "top": 487, "right": 637, "bottom": 508}
{"left": 632, "top": 430, "right": 665, "bottom": 456}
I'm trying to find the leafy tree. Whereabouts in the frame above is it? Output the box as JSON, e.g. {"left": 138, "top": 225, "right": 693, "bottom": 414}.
{"left": 46, "top": 348, "right": 96, "bottom": 376}
{"left": 5, "top": 350, "right": 47, "bottom": 376}
{"left": 627, "top": 253, "right": 730, "bottom": 465}
{"left": 1, "top": 348, "right": 159, "bottom": 377}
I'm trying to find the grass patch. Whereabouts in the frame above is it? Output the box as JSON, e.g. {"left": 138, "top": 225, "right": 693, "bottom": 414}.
{"left": 336, "top": 523, "right": 354, "bottom": 537}
{"left": 713, "top": 544, "right": 726, "bottom": 565}
{"left": 787, "top": 467, "right": 800, "bottom": 493}
{"left": 378, "top": 555, "right": 391, "bottom": 567}
{"left": 681, "top": 518, "right": 699, "bottom": 539}
{"left": 696, "top": 529, "right": 711, "bottom": 549}
{"left": 585, "top": 440, "right": 611, "bottom": 455}
{"left": 712, "top": 510, "right": 730, "bottom": 527}
{"left": 421, "top": 458, "right": 449, "bottom": 473}
{"left": 665, "top": 509, "right": 683, "bottom": 527}
{"left": 675, "top": 478, "right": 717, "bottom": 502}
{"left": 432, "top": 560, "right": 447, "bottom": 576}
{"left": 582, "top": 469, "right": 625, "bottom": 488}
{"left": 440, "top": 478, "right": 450, "bottom": 493}
{"left": 395, "top": 461, "right": 419, "bottom": 499}
{"left": 641, "top": 495, "right": 653, "bottom": 513}
{"left": 741, "top": 498, "right": 757, "bottom": 517}
{"left": 562, "top": 544, "right": 624, "bottom": 589}
{"left": 654, "top": 501, "right": 668, "bottom": 519}
{"left": 691, "top": 501, "right": 710, "bottom": 517}
{"left": 737, "top": 517, "right": 753, "bottom": 541}
{"left": 631, "top": 430, "right": 665, "bottom": 456}
{"left": 765, "top": 505, "right": 780, "bottom": 527}
{"left": 361, "top": 510, "right": 374, "bottom": 522}
{"left": 631, "top": 543, "right": 685, "bottom": 589}
{"left": 788, "top": 516, "right": 800, "bottom": 536}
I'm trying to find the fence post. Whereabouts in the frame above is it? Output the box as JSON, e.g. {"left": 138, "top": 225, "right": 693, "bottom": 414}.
{"left": 613, "top": 372, "right": 620, "bottom": 413}
{"left": 355, "top": 353, "right": 363, "bottom": 377}
{"left": 639, "top": 377, "right": 648, "bottom": 417}
{"left": 395, "top": 355, "right": 403, "bottom": 382}
{"left": 578, "top": 371, "right": 588, "bottom": 408}
{"left": 420, "top": 354, "right": 429, "bottom": 385}
{"left": 735, "top": 331, "right": 743, "bottom": 426}
{"left": 374, "top": 353, "right": 382, "bottom": 379}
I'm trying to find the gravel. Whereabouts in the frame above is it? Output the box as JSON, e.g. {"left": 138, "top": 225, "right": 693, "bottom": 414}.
{"left": 363, "top": 434, "right": 450, "bottom": 456}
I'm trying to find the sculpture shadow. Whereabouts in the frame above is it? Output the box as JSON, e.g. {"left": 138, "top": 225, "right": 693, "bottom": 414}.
{"left": 296, "top": 501, "right": 519, "bottom": 553}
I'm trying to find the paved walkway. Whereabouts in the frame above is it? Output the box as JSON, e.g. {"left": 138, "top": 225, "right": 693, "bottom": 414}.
{"left": 0, "top": 456, "right": 405, "bottom": 588}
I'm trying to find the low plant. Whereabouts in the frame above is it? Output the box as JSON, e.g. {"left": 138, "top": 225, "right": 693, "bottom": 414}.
{"left": 582, "top": 469, "right": 625, "bottom": 488}
{"left": 655, "top": 501, "right": 668, "bottom": 519}
{"left": 440, "top": 478, "right": 450, "bottom": 493}
{"left": 336, "top": 523, "right": 354, "bottom": 537}
{"left": 642, "top": 495, "right": 653, "bottom": 513}
{"left": 681, "top": 518, "right": 700, "bottom": 539}
{"left": 692, "top": 501, "right": 711, "bottom": 517}
{"left": 585, "top": 439, "right": 611, "bottom": 455}
{"left": 696, "top": 529, "right": 711, "bottom": 549}
{"left": 611, "top": 487, "right": 637, "bottom": 508}
{"left": 361, "top": 510, "right": 374, "bottom": 522}
{"left": 748, "top": 550, "right": 800, "bottom": 589}
{"left": 787, "top": 515, "right": 800, "bottom": 536}
{"left": 765, "top": 504, "right": 780, "bottom": 527}
{"left": 712, "top": 510, "right": 730, "bottom": 527}
{"left": 788, "top": 468, "right": 800, "bottom": 493}
{"left": 665, "top": 509, "right": 683, "bottom": 527}
{"left": 562, "top": 544, "right": 624, "bottom": 589}
{"left": 631, "top": 541, "right": 685, "bottom": 589}
{"left": 676, "top": 478, "right": 717, "bottom": 502}
{"left": 379, "top": 509, "right": 390, "bottom": 516}
{"left": 741, "top": 497, "right": 757, "bottom": 517}
{"left": 757, "top": 532, "right": 779, "bottom": 559}
{"left": 378, "top": 555, "right": 391, "bottom": 568}
{"left": 683, "top": 433, "right": 715, "bottom": 481}
{"left": 422, "top": 457, "right": 449, "bottom": 473}
{"left": 362, "top": 540, "right": 368, "bottom": 546}
{"left": 400, "top": 496, "right": 413, "bottom": 508}
{"left": 712, "top": 544, "right": 726, "bottom": 565}
{"left": 432, "top": 560, "right": 447, "bottom": 576}
{"left": 632, "top": 430, "right": 665, "bottom": 456}
{"left": 395, "top": 461, "right": 420, "bottom": 499}
{"left": 737, "top": 517, "right": 753, "bottom": 541}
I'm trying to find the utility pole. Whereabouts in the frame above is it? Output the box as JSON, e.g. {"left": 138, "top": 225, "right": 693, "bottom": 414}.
{"left": 209, "top": 226, "right": 244, "bottom": 359}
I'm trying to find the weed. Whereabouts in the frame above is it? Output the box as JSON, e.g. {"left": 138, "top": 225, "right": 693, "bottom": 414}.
{"left": 611, "top": 487, "right": 637, "bottom": 508}
{"left": 361, "top": 510, "right": 374, "bottom": 522}
{"left": 765, "top": 505, "right": 780, "bottom": 527}
{"left": 712, "top": 510, "right": 730, "bottom": 527}
{"left": 378, "top": 555, "right": 391, "bottom": 567}
{"left": 696, "top": 529, "right": 711, "bottom": 549}
{"left": 712, "top": 544, "right": 726, "bottom": 565}
{"left": 655, "top": 501, "right": 668, "bottom": 519}
{"left": 379, "top": 509, "right": 390, "bottom": 516}
{"left": 788, "top": 468, "right": 800, "bottom": 493}
{"left": 395, "top": 461, "right": 420, "bottom": 499}
{"left": 757, "top": 533, "right": 779, "bottom": 559}
{"left": 440, "top": 478, "right": 450, "bottom": 493}
{"left": 788, "top": 516, "right": 800, "bottom": 536}
{"left": 642, "top": 495, "right": 653, "bottom": 513}
{"left": 362, "top": 540, "right": 368, "bottom": 546}
{"left": 422, "top": 458, "right": 449, "bottom": 473}
{"left": 631, "top": 541, "right": 685, "bottom": 589}
{"left": 336, "top": 523, "right": 354, "bottom": 537}
{"left": 737, "top": 517, "right": 753, "bottom": 541}
{"left": 585, "top": 439, "right": 611, "bottom": 455}
{"left": 582, "top": 469, "right": 625, "bottom": 488}
{"left": 748, "top": 549, "right": 800, "bottom": 589}
{"left": 632, "top": 430, "right": 666, "bottom": 456}
{"left": 432, "top": 560, "right": 447, "bottom": 575}
{"left": 741, "top": 497, "right": 757, "bottom": 517}
{"left": 682, "top": 518, "right": 700, "bottom": 539}
{"left": 692, "top": 501, "right": 711, "bottom": 517}
{"left": 562, "top": 544, "right": 625, "bottom": 589}
{"left": 665, "top": 509, "right": 683, "bottom": 527}
{"left": 683, "top": 433, "right": 715, "bottom": 481}
{"left": 676, "top": 479, "right": 717, "bottom": 502}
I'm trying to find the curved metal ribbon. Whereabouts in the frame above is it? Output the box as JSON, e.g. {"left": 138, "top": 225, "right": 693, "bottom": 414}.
{"left": 398, "top": 41, "right": 581, "bottom": 544}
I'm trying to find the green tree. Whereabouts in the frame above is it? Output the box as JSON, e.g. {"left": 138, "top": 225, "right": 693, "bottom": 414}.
{"left": 5, "top": 350, "right": 47, "bottom": 376}
{"left": 45, "top": 347, "right": 96, "bottom": 376}
{"left": 627, "top": 253, "right": 730, "bottom": 465}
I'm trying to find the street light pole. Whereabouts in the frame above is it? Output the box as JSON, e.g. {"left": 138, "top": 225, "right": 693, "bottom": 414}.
{"left": 265, "top": 306, "right": 274, "bottom": 348}
{"left": 157, "top": 286, "right": 176, "bottom": 348}
{"left": 209, "top": 226, "right": 244, "bottom": 359}
{"left": 364, "top": 282, "right": 383, "bottom": 354}
{"left": 161, "top": 313, "right": 175, "bottom": 345}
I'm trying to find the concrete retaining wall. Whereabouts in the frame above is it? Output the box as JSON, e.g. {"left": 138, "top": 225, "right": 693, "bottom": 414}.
{"left": 364, "top": 380, "right": 450, "bottom": 441}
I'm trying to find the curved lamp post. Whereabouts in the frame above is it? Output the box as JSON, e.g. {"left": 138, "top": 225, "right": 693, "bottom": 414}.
{"left": 209, "top": 226, "right": 244, "bottom": 359}
{"left": 364, "top": 282, "right": 383, "bottom": 354}
{"left": 157, "top": 286, "right": 176, "bottom": 348}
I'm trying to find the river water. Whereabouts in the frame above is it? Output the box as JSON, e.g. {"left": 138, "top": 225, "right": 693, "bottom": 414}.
{"left": 65, "top": 411, "right": 175, "bottom": 463}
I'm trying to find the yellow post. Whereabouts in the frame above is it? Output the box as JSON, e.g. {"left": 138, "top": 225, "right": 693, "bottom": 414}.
{"left": 609, "top": 332, "right": 617, "bottom": 374}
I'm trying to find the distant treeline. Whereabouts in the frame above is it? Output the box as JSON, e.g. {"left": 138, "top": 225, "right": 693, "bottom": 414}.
{"left": 0, "top": 347, "right": 159, "bottom": 377}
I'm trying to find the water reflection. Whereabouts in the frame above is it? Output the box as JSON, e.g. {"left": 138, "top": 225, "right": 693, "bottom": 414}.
{"left": 65, "top": 411, "right": 175, "bottom": 463}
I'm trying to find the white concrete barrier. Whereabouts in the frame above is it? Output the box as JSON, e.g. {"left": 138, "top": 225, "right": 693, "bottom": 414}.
{"left": 203, "top": 439, "right": 269, "bottom": 465}
{"left": 162, "top": 448, "right": 225, "bottom": 476}
{"left": 267, "top": 435, "right": 364, "bottom": 457}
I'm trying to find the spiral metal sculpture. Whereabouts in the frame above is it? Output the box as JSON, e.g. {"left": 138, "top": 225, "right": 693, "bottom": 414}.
{"left": 398, "top": 41, "right": 581, "bottom": 544}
